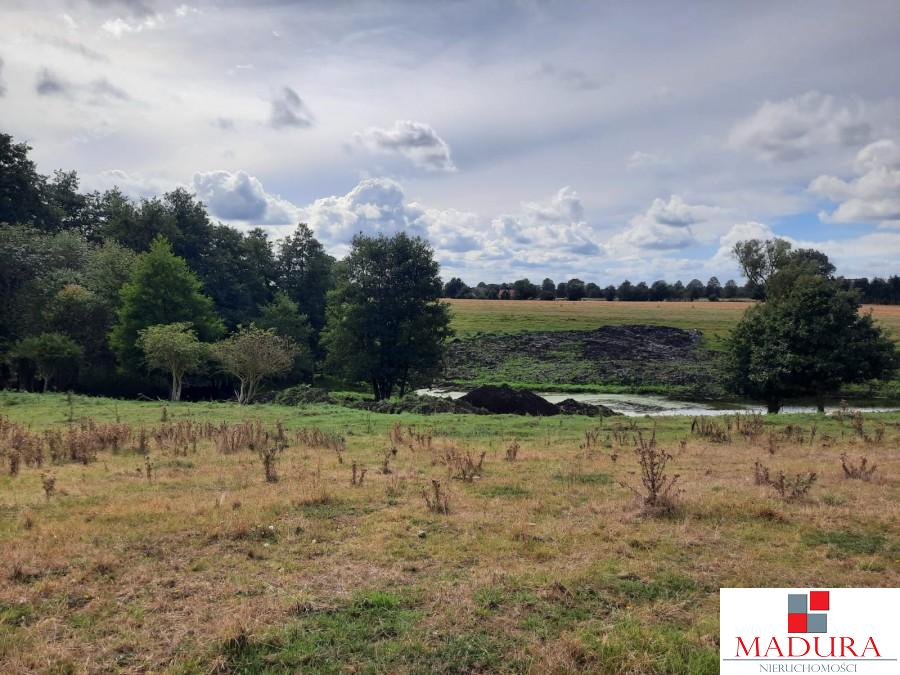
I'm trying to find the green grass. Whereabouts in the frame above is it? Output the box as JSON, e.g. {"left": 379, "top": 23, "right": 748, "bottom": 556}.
{"left": 446, "top": 298, "right": 900, "bottom": 350}
{"left": 3, "top": 391, "right": 900, "bottom": 673}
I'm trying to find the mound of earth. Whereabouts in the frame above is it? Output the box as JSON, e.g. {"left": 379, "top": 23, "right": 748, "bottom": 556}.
{"left": 274, "top": 385, "right": 336, "bottom": 406}
{"left": 351, "top": 395, "right": 487, "bottom": 415}
{"left": 443, "top": 324, "right": 724, "bottom": 397}
{"left": 556, "top": 398, "right": 619, "bottom": 417}
{"left": 460, "top": 385, "right": 559, "bottom": 416}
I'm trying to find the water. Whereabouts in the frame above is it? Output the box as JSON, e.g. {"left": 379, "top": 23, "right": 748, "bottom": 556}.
{"left": 415, "top": 389, "right": 900, "bottom": 417}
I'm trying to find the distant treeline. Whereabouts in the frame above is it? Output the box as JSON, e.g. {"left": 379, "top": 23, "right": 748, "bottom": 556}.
{"left": 442, "top": 275, "right": 900, "bottom": 304}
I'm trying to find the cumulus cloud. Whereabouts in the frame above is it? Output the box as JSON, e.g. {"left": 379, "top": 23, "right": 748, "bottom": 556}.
{"left": 269, "top": 87, "right": 314, "bottom": 129}
{"left": 489, "top": 187, "right": 601, "bottom": 257}
{"left": 610, "top": 195, "right": 723, "bottom": 251}
{"left": 809, "top": 138, "right": 900, "bottom": 226}
{"left": 300, "top": 178, "right": 428, "bottom": 243}
{"left": 729, "top": 91, "right": 872, "bottom": 162}
{"left": 192, "top": 170, "right": 298, "bottom": 224}
{"left": 354, "top": 120, "right": 455, "bottom": 171}
{"left": 711, "top": 221, "right": 777, "bottom": 266}
{"left": 293, "top": 179, "right": 601, "bottom": 267}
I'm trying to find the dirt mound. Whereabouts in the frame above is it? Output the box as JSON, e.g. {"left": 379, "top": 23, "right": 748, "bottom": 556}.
{"left": 580, "top": 324, "right": 701, "bottom": 361}
{"left": 460, "top": 385, "right": 559, "bottom": 416}
{"left": 443, "top": 324, "right": 723, "bottom": 397}
{"left": 556, "top": 398, "right": 618, "bottom": 417}
{"left": 351, "top": 395, "right": 487, "bottom": 415}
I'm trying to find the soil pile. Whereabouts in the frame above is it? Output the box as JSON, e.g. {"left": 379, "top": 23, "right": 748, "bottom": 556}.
{"left": 351, "top": 395, "right": 487, "bottom": 415}
{"left": 460, "top": 385, "right": 559, "bottom": 416}
{"left": 444, "top": 324, "right": 723, "bottom": 396}
{"left": 556, "top": 398, "right": 618, "bottom": 417}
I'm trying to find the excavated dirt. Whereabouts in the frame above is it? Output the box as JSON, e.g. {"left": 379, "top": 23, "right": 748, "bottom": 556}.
{"left": 443, "top": 324, "right": 724, "bottom": 396}
{"left": 460, "top": 385, "right": 560, "bottom": 416}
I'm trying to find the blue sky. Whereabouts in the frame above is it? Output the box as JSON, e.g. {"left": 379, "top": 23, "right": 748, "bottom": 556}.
{"left": 1, "top": 0, "right": 899, "bottom": 284}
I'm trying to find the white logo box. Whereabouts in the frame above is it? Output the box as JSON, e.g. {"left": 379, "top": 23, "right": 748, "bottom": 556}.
{"left": 720, "top": 588, "right": 899, "bottom": 674}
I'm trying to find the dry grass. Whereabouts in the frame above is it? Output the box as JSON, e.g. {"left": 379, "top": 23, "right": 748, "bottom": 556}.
{"left": 0, "top": 399, "right": 899, "bottom": 673}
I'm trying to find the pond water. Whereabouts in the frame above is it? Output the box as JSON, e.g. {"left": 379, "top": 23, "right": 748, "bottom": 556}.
{"left": 415, "top": 389, "right": 900, "bottom": 417}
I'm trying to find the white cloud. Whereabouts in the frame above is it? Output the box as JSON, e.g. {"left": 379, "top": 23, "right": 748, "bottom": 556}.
{"left": 729, "top": 91, "right": 872, "bottom": 162}
{"left": 192, "top": 170, "right": 299, "bottom": 224}
{"left": 300, "top": 177, "right": 428, "bottom": 243}
{"left": 354, "top": 120, "right": 455, "bottom": 172}
{"left": 809, "top": 138, "right": 900, "bottom": 226}
{"left": 610, "top": 195, "right": 723, "bottom": 251}
{"left": 102, "top": 14, "right": 164, "bottom": 37}
{"left": 711, "top": 221, "right": 777, "bottom": 266}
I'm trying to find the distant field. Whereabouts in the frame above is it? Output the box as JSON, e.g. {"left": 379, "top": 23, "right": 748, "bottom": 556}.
{"left": 446, "top": 299, "right": 900, "bottom": 349}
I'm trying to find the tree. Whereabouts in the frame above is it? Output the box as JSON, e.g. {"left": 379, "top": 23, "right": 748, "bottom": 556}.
{"left": 539, "top": 278, "right": 556, "bottom": 300}
{"left": 585, "top": 282, "right": 602, "bottom": 298}
{"left": 110, "top": 237, "right": 223, "bottom": 370}
{"left": 512, "top": 278, "right": 538, "bottom": 300}
{"left": 255, "top": 292, "right": 314, "bottom": 382}
{"left": 556, "top": 281, "right": 567, "bottom": 299}
{"left": 137, "top": 323, "right": 207, "bottom": 401}
{"left": 650, "top": 280, "right": 671, "bottom": 301}
{"left": 566, "top": 278, "right": 586, "bottom": 301}
{"left": 723, "top": 279, "right": 739, "bottom": 299}
{"left": 213, "top": 325, "right": 297, "bottom": 404}
{"left": 0, "top": 133, "right": 49, "bottom": 228}
{"left": 732, "top": 238, "right": 792, "bottom": 298}
{"left": 10, "top": 333, "right": 83, "bottom": 392}
{"left": 617, "top": 280, "right": 634, "bottom": 301}
{"left": 276, "top": 223, "right": 334, "bottom": 334}
{"left": 602, "top": 285, "right": 616, "bottom": 301}
{"left": 321, "top": 232, "right": 453, "bottom": 400}
{"left": 443, "top": 277, "right": 469, "bottom": 298}
{"left": 199, "top": 225, "right": 276, "bottom": 328}
{"left": 685, "top": 279, "right": 705, "bottom": 301}
{"left": 726, "top": 272, "right": 898, "bottom": 412}
{"left": 706, "top": 276, "right": 722, "bottom": 301}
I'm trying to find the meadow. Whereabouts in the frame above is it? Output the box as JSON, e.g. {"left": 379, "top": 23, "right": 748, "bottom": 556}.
{"left": 1, "top": 392, "right": 898, "bottom": 674}
{"left": 446, "top": 299, "right": 900, "bottom": 349}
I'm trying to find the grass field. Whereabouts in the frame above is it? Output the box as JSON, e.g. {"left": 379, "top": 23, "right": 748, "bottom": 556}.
{"left": 446, "top": 300, "right": 900, "bottom": 349}
{"left": 2, "top": 392, "right": 899, "bottom": 673}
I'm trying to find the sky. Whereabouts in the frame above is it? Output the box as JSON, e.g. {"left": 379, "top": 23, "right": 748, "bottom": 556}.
{"left": 2, "top": 0, "right": 900, "bottom": 285}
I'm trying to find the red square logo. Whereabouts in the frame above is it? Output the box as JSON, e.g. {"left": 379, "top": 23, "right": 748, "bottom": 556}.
{"left": 788, "top": 613, "right": 808, "bottom": 633}
{"left": 810, "top": 591, "right": 830, "bottom": 611}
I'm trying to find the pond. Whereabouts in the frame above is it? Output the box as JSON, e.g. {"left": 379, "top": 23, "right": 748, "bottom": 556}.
{"left": 415, "top": 389, "right": 900, "bottom": 417}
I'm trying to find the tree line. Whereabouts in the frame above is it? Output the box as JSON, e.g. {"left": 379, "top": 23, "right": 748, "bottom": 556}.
{"left": 0, "top": 132, "right": 449, "bottom": 401}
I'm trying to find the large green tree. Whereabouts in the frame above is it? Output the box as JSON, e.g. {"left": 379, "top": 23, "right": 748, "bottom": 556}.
{"left": 322, "top": 232, "right": 453, "bottom": 400}
{"left": 276, "top": 223, "right": 334, "bottom": 334}
{"left": 726, "top": 267, "right": 898, "bottom": 412}
{"left": 110, "top": 237, "right": 223, "bottom": 369}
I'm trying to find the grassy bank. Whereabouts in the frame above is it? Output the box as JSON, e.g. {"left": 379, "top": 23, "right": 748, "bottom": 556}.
{"left": 1, "top": 392, "right": 899, "bottom": 673}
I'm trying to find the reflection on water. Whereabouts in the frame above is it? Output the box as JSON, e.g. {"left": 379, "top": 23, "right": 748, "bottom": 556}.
{"left": 415, "top": 389, "right": 900, "bottom": 417}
